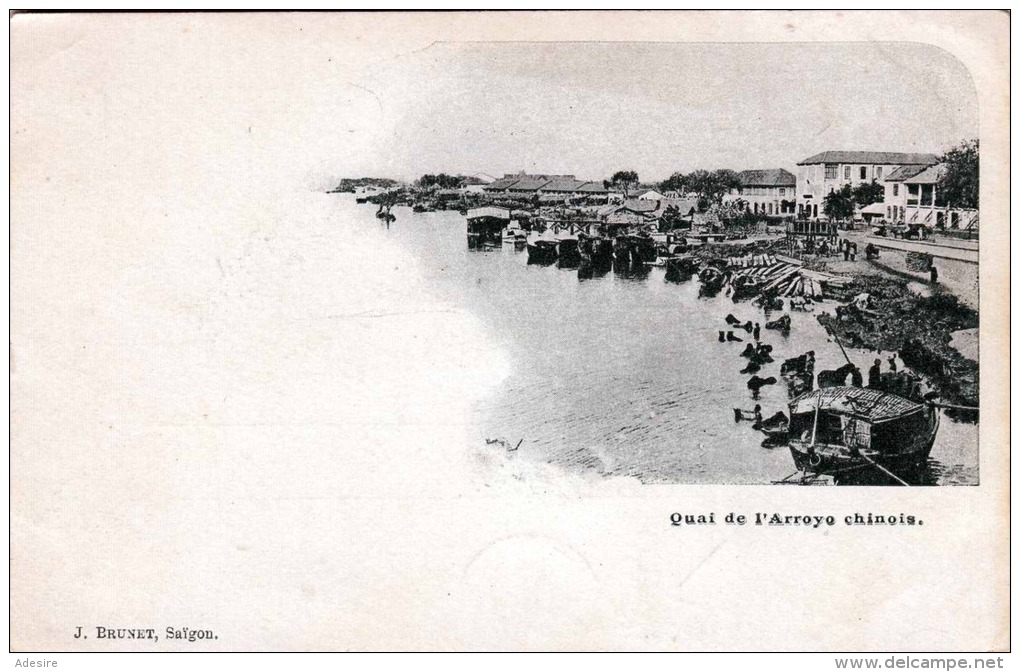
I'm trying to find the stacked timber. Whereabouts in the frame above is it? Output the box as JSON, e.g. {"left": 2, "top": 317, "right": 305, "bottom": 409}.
{"left": 715, "top": 254, "right": 852, "bottom": 303}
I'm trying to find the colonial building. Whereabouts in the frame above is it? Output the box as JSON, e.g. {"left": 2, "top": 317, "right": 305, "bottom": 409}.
{"left": 883, "top": 164, "right": 978, "bottom": 231}
{"left": 482, "top": 173, "right": 576, "bottom": 194}
{"left": 730, "top": 169, "right": 797, "bottom": 217}
{"left": 482, "top": 173, "right": 615, "bottom": 200}
{"left": 795, "top": 150, "right": 938, "bottom": 219}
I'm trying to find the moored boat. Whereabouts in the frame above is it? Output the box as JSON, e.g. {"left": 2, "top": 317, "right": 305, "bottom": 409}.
{"left": 698, "top": 266, "right": 727, "bottom": 294}
{"left": 527, "top": 239, "right": 559, "bottom": 264}
{"left": 786, "top": 386, "right": 939, "bottom": 485}
{"left": 578, "top": 234, "right": 613, "bottom": 267}
{"left": 664, "top": 255, "right": 698, "bottom": 283}
{"left": 556, "top": 237, "right": 581, "bottom": 267}
{"left": 613, "top": 234, "right": 656, "bottom": 269}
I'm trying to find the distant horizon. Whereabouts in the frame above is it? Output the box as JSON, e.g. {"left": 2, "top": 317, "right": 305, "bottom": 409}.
{"left": 341, "top": 144, "right": 968, "bottom": 186}
{"left": 332, "top": 42, "right": 976, "bottom": 186}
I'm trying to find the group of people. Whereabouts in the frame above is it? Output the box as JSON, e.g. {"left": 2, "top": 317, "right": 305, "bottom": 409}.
{"left": 837, "top": 238, "right": 859, "bottom": 262}
{"left": 723, "top": 313, "right": 782, "bottom": 414}
{"left": 867, "top": 355, "right": 901, "bottom": 391}
{"left": 719, "top": 314, "right": 761, "bottom": 343}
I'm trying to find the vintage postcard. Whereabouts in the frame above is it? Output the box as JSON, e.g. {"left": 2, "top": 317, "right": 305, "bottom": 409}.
{"left": 9, "top": 11, "right": 1009, "bottom": 654}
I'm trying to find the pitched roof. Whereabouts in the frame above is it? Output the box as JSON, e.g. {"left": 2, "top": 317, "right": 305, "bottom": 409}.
{"left": 541, "top": 178, "right": 588, "bottom": 193}
{"left": 737, "top": 168, "right": 796, "bottom": 187}
{"left": 883, "top": 165, "right": 930, "bottom": 182}
{"left": 484, "top": 177, "right": 522, "bottom": 191}
{"left": 507, "top": 177, "right": 552, "bottom": 191}
{"left": 575, "top": 181, "right": 609, "bottom": 193}
{"left": 636, "top": 188, "right": 665, "bottom": 198}
{"left": 789, "top": 386, "right": 924, "bottom": 423}
{"left": 618, "top": 198, "right": 660, "bottom": 214}
{"left": 903, "top": 164, "right": 946, "bottom": 185}
{"left": 797, "top": 151, "right": 939, "bottom": 166}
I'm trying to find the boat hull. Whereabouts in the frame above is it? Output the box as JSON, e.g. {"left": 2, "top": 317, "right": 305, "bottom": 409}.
{"left": 556, "top": 238, "right": 581, "bottom": 268}
{"left": 788, "top": 409, "right": 939, "bottom": 485}
{"left": 527, "top": 241, "right": 559, "bottom": 265}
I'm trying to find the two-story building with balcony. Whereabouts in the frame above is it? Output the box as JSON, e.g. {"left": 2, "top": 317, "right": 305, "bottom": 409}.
{"left": 882, "top": 163, "right": 979, "bottom": 232}
{"left": 795, "top": 150, "right": 938, "bottom": 219}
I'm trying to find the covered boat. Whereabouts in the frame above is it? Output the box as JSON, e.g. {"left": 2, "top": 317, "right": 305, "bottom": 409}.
{"left": 786, "top": 386, "right": 939, "bottom": 485}
{"left": 466, "top": 207, "right": 511, "bottom": 249}
{"left": 527, "top": 239, "right": 559, "bottom": 264}
{"left": 664, "top": 255, "right": 698, "bottom": 283}
{"left": 613, "top": 234, "right": 656, "bottom": 268}
{"left": 578, "top": 233, "right": 613, "bottom": 267}
{"left": 556, "top": 236, "right": 581, "bottom": 267}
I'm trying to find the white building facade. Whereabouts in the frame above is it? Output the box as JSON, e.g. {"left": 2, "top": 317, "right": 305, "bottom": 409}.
{"left": 795, "top": 151, "right": 938, "bottom": 219}
{"left": 882, "top": 164, "right": 978, "bottom": 231}
{"left": 730, "top": 169, "right": 797, "bottom": 217}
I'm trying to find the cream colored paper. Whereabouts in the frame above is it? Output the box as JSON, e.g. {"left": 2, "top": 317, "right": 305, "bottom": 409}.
{"left": 10, "top": 11, "right": 1008, "bottom": 652}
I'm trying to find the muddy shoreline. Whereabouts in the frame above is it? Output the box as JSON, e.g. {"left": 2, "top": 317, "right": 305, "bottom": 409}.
{"left": 689, "top": 238, "right": 979, "bottom": 415}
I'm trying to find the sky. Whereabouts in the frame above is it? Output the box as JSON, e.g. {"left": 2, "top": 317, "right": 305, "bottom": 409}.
{"left": 10, "top": 15, "right": 979, "bottom": 195}
{"left": 352, "top": 41, "right": 978, "bottom": 184}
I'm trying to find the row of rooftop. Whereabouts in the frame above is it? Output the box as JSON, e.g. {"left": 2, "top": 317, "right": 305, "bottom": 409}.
{"left": 485, "top": 151, "right": 941, "bottom": 194}
{"left": 480, "top": 150, "right": 968, "bottom": 223}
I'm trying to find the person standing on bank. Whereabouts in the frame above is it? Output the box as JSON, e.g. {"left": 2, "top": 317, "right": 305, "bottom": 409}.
{"left": 753, "top": 322, "right": 761, "bottom": 342}
{"left": 868, "top": 358, "right": 882, "bottom": 389}
{"left": 930, "top": 264, "right": 939, "bottom": 284}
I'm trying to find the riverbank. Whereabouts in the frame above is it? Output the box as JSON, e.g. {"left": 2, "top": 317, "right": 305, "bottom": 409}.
{"left": 815, "top": 275, "right": 979, "bottom": 411}
{"left": 684, "top": 236, "right": 979, "bottom": 412}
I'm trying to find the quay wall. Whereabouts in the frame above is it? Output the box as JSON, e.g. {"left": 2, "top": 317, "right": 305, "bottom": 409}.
{"left": 870, "top": 246, "right": 978, "bottom": 309}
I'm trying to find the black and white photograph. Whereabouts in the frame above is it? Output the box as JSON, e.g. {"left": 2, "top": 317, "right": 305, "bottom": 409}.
{"left": 332, "top": 40, "right": 982, "bottom": 486}
{"left": 9, "top": 10, "right": 1009, "bottom": 657}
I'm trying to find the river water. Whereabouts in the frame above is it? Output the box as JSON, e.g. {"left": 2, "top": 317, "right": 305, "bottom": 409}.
{"left": 333, "top": 195, "right": 978, "bottom": 485}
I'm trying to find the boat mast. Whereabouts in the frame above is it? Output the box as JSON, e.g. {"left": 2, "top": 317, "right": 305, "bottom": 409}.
{"left": 810, "top": 401, "right": 820, "bottom": 447}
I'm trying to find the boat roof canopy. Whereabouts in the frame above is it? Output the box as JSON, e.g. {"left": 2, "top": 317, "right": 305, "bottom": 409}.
{"left": 789, "top": 386, "right": 923, "bottom": 424}
{"left": 466, "top": 207, "right": 512, "bottom": 221}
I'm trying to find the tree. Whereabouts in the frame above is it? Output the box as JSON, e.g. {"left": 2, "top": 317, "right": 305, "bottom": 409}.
{"left": 852, "top": 180, "right": 884, "bottom": 207}
{"left": 416, "top": 173, "right": 464, "bottom": 190}
{"left": 683, "top": 169, "right": 741, "bottom": 210}
{"left": 823, "top": 184, "right": 855, "bottom": 221}
{"left": 609, "top": 170, "right": 640, "bottom": 198}
{"left": 937, "top": 139, "right": 979, "bottom": 209}
{"left": 659, "top": 172, "right": 686, "bottom": 194}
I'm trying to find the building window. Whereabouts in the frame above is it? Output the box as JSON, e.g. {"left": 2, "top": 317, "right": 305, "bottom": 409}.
{"left": 844, "top": 166, "right": 851, "bottom": 180}
{"left": 887, "top": 206, "right": 891, "bottom": 219}
{"left": 876, "top": 167, "right": 883, "bottom": 179}
{"left": 779, "top": 187, "right": 785, "bottom": 196}
{"left": 893, "top": 184, "right": 899, "bottom": 197}
{"left": 825, "top": 164, "right": 838, "bottom": 179}
{"left": 906, "top": 184, "right": 919, "bottom": 205}
{"left": 860, "top": 167, "right": 867, "bottom": 180}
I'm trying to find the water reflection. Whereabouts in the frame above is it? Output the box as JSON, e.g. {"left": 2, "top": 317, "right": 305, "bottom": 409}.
{"left": 353, "top": 199, "right": 978, "bottom": 485}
